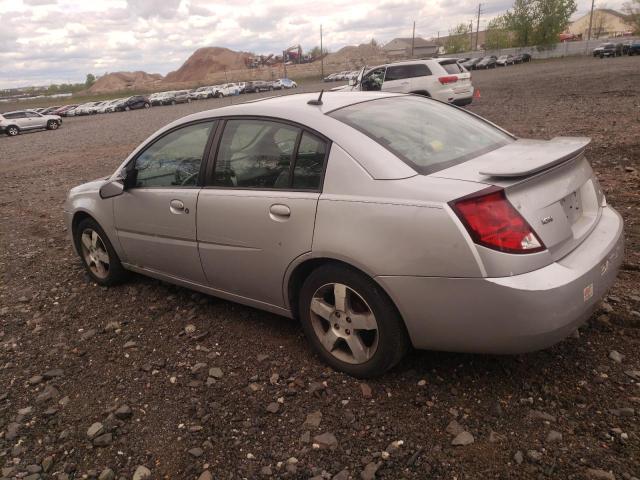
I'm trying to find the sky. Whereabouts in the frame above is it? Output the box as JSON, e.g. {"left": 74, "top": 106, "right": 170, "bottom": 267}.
{"left": 0, "top": 0, "right": 625, "bottom": 89}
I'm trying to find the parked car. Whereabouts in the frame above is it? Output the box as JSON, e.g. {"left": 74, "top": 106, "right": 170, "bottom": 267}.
{"left": 115, "top": 95, "right": 150, "bottom": 111}
{"left": 513, "top": 52, "right": 532, "bottom": 63}
{"left": 593, "top": 43, "right": 616, "bottom": 58}
{"left": 274, "top": 78, "right": 298, "bottom": 89}
{"left": 40, "top": 106, "right": 61, "bottom": 115}
{"left": 1, "top": 110, "right": 62, "bottom": 136}
{"left": 171, "top": 91, "right": 192, "bottom": 104}
{"left": 237, "top": 82, "right": 247, "bottom": 93}
{"left": 71, "top": 102, "right": 99, "bottom": 116}
{"left": 244, "top": 81, "right": 272, "bottom": 93}
{"left": 628, "top": 40, "right": 640, "bottom": 55}
{"left": 461, "top": 57, "right": 483, "bottom": 70}
{"left": 496, "top": 54, "right": 515, "bottom": 66}
{"left": 337, "top": 58, "right": 474, "bottom": 106}
{"left": 323, "top": 73, "right": 340, "bottom": 82}
{"left": 52, "top": 104, "right": 78, "bottom": 116}
{"left": 475, "top": 56, "right": 497, "bottom": 69}
{"left": 223, "top": 83, "right": 241, "bottom": 95}
{"left": 64, "top": 92, "right": 624, "bottom": 377}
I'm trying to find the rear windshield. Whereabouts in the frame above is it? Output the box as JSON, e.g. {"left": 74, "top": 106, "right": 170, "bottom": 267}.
{"left": 439, "top": 60, "right": 464, "bottom": 74}
{"left": 329, "top": 96, "right": 512, "bottom": 174}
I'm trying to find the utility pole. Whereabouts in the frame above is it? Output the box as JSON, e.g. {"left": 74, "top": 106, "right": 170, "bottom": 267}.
{"left": 475, "top": 3, "right": 482, "bottom": 50}
{"left": 283, "top": 50, "right": 287, "bottom": 79}
{"left": 411, "top": 21, "right": 416, "bottom": 57}
{"left": 470, "top": 20, "right": 474, "bottom": 52}
{"left": 320, "top": 24, "right": 324, "bottom": 79}
{"left": 587, "top": 0, "right": 595, "bottom": 41}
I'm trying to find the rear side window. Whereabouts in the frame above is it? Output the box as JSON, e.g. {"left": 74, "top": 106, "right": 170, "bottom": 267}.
{"left": 385, "top": 64, "right": 431, "bottom": 81}
{"left": 292, "top": 132, "right": 326, "bottom": 190}
{"left": 439, "top": 61, "right": 464, "bottom": 74}
{"left": 5, "top": 112, "right": 26, "bottom": 119}
{"left": 329, "top": 96, "right": 512, "bottom": 174}
{"left": 213, "top": 119, "right": 300, "bottom": 189}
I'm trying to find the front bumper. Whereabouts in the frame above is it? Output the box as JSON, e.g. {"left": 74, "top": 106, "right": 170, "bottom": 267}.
{"left": 377, "top": 206, "right": 624, "bottom": 354}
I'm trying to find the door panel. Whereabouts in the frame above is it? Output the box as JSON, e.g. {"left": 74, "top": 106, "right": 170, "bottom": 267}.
{"left": 114, "top": 188, "right": 206, "bottom": 283}
{"left": 197, "top": 190, "right": 319, "bottom": 306}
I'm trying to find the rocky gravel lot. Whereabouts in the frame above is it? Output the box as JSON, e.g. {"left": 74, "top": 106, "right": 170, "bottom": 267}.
{"left": 1, "top": 55, "right": 639, "bottom": 480}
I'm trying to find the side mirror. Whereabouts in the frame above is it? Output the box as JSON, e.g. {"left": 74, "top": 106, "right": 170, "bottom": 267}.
{"left": 99, "top": 173, "right": 126, "bottom": 199}
{"left": 99, "top": 179, "right": 124, "bottom": 199}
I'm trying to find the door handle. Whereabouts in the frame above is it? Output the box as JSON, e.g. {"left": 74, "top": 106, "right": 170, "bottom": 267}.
{"left": 170, "top": 199, "right": 188, "bottom": 214}
{"left": 269, "top": 204, "right": 290, "bottom": 220}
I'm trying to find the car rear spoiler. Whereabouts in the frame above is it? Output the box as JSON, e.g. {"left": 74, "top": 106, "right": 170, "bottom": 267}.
{"left": 478, "top": 137, "right": 591, "bottom": 178}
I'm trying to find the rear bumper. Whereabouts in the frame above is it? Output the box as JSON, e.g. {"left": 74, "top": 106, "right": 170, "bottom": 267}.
{"left": 377, "top": 206, "right": 624, "bottom": 354}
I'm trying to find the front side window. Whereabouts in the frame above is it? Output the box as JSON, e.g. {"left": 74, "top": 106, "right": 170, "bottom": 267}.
{"left": 361, "top": 67, "right": 385, "bottom": 91}
{"left": 133, "top": 121, "right": 214, "bottom": 188}
{"left": 330, "top": 96, "right": 512, "bottom": 174}
{"left": 213, "top": 119, "right": 299, "bottom": 188}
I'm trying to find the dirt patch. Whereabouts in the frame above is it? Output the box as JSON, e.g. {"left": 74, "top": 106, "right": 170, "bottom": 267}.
{"left": 0, "top": 57, "right": 639, "bottom": 479}
{"left": 88, "top": 71, "right": 164, "bottom": 94}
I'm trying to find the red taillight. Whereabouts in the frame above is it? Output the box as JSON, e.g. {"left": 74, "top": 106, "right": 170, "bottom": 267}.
{"left": 438, "top": 75, "right": 458, "bottom": 84}
{"left": 449, "top": 187, "right": 545, "bottom": 254}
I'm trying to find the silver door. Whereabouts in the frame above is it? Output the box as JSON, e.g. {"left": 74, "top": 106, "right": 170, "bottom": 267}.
{"left": 114, "top": 188, "right": 206, "bottom": 283}
{"left": 14, "top": 112, "right": 31, "bottom": 129}
{"left": 197, "top": 119, "right": 328, "bottom": 307}
{"left": 26, "top": 112, "right": 47, "bottom": 128}
{"left": 197, "top": 190, "right": 319, "bottom": 306}
{"left": 113, "top": 121, "right": 215, "bottom": 283}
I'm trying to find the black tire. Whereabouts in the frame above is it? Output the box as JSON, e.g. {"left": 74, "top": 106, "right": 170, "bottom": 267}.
{"left": 74, "top": 217, "right": 128, "bottom": 286}
{"left": 6, "top": 125, "right": 19, "bottom": 136}
{"left": 46, "top": 120, "right": 59, "bottom": 130}
{"left": 298, "top": 264, "right": 410, "bottom": 378}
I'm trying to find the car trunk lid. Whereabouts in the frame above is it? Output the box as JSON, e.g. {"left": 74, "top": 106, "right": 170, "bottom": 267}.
{"left": 434, "top": 137, "right": 604, "bottom": 261}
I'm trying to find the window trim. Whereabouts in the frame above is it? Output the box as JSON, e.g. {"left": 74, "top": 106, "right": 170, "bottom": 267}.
{"left": 124, "top": 119, "right": 219, "bottom": 190}
{"left": 203, "top": 115, "right": 332, "bottom": 193}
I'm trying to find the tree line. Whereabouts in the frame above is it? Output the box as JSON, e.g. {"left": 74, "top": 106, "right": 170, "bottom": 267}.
{"left": 445, "top": 0, "right": 578, "bottom": 53}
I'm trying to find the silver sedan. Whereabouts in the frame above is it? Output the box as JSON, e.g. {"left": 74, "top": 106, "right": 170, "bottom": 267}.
{"left": 64, "top": 92, "right": 624, "bottom": 377}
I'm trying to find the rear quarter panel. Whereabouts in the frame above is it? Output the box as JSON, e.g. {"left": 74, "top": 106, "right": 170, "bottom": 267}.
{"left": 312, "top": 145, "right": 485, "bottom": 278}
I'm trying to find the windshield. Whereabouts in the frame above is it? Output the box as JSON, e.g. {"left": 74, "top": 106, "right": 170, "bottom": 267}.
{"left": 329, "top": 96, "right": 512, "bottom": 174}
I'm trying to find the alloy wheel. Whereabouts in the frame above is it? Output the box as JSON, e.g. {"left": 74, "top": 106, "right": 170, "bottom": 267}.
{"left": 80, "top": 228, "right": 110, "bottom": 279}
{"left": 7, "top": 127, "right": 19, "bottom": 136}
{"left": 309, "top": 283, "right": 379, "bottom": 364}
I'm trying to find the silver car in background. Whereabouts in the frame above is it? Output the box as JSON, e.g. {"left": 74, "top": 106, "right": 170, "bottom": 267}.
{"left": 1, "top": 110, "right": 62, "bottom": 136}
{"left": 64, "top": 92, "right": 623, "bottom": 377}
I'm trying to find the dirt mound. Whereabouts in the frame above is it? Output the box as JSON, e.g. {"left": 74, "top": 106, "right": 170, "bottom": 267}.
{"left": 88, "top": 71, "right": 163, "bottom": 94}
{"left": 325, "top": 42, "right": 385, "bottom": 65}
{"left": 163, "top": 47, "right": 252, "bottom": 84}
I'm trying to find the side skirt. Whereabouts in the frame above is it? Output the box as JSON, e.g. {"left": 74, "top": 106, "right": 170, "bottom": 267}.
{"left": 122, "top": 263, "right": 294, "bottom": 319}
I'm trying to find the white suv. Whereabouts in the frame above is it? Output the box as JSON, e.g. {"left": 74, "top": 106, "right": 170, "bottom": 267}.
{"left": 0, "top": 110, "right": 62, "bottom": 136}
{"left": 337, "top": 58, "right": 474, "bottom": 106}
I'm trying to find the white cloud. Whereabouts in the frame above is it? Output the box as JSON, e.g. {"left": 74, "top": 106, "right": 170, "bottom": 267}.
{"left": 0, "top": 0, "right": 628, "bottom": 89}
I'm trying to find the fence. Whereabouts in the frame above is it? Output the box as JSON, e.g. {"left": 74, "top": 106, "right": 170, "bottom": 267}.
{"left": 445, "top": 36, "right": 640, "bottom": 60}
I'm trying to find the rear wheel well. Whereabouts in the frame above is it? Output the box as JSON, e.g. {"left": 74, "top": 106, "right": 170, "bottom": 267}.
{"left": 410, "top": 90, "right": 430, "bottom": 97}
{"left": 287, "top": 258, "right": 401, "bottom": 321}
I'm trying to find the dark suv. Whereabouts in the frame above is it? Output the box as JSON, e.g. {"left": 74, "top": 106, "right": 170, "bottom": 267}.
{"left": 244, "top": 81, "right": 272, "bottom": 93}
{"left": 116, "top": 95, "right": 150, "bottom": 111}
{"left": 593, "top": 43, "right": 617, "bottom": 58}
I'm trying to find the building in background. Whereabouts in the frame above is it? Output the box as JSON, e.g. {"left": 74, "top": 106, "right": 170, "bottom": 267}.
{"left": 383, "top": 37, "right": 439, "bottom": 57}
{"left": 567, "top": 9, "right": 635, "bottom": 39}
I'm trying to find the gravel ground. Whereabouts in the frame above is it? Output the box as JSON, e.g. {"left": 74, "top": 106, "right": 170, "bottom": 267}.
{"left": 1, "top": 55, "right": 639, "bottom": 480}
